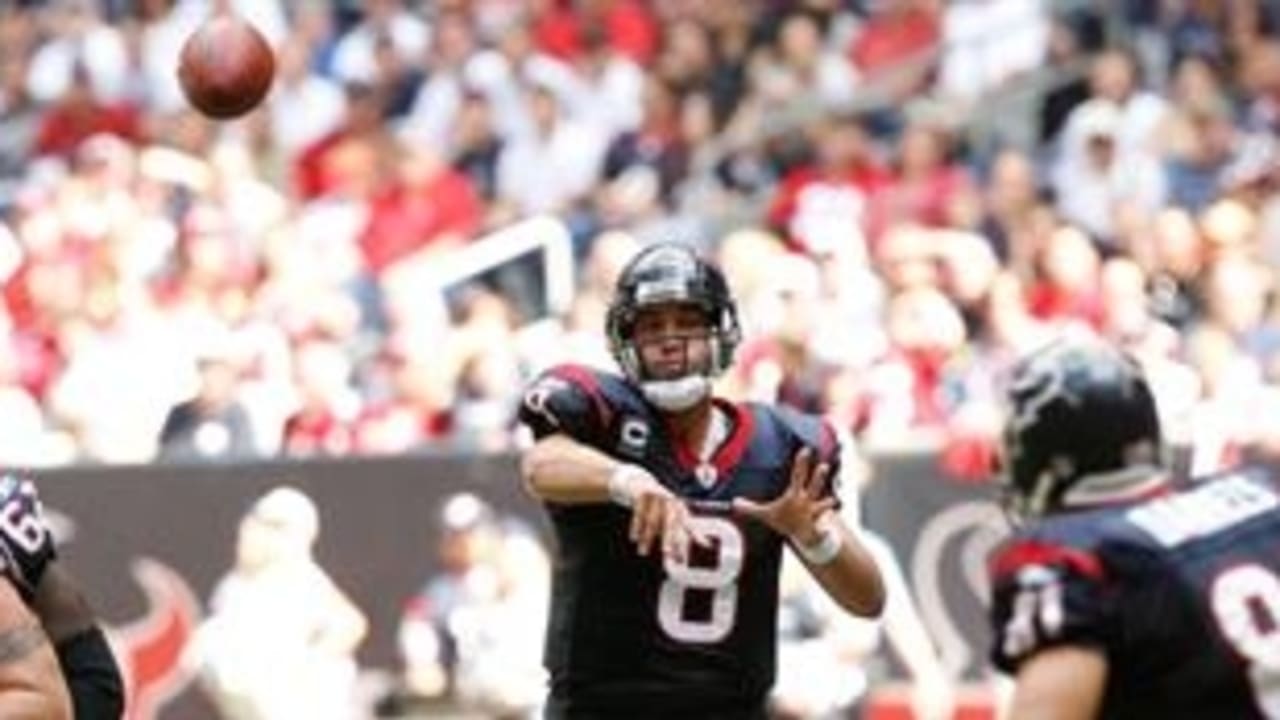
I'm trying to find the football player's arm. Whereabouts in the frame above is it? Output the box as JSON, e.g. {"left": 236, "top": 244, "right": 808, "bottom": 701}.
{"left": 988, "top": 540, "right": 1112, "bottom": 720}
{"left": 31, "top": 564, "right": 125, "bottom": 720}
{"left": 735, "top": 444, "right": 885, "bottom": 617}
{"left": 0, "top": 477, "right": 123, "bottom": 720}
{"left": 518, "top": 369, "right": 633, "bottom": 506}
{"left": 1006, "top": 645, "right": 1107, "bottom": 720}
{"left": 521, "top": 433, "right": 631, "bottom": 505}
{"left": 0, "top": 580, "right": 72, "bottom": 720}
{"left": 518, "top": 369, "right": 702, "bottom": 559}
{"left": 795, "top": 513, "right": 886, "bottom": 618}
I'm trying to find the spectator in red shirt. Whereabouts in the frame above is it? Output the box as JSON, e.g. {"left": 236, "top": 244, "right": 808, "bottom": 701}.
{"left": 1025, "top": 225, "right": 1105, "bottom": 327}
{"left": 34, "top": 62, "right": 140, "bottom": 160}
{"left": 849, "top": 0, "right": 940, "bottom": 99}
{"left": 357, "top": 136, "right": 482, "bottom": 278}
{"left": 293, "top": 82, "right": 389, "bottom": 202}
{"left": 870, "top": 121, "right": 974, "bottom": 237}
{"left": 533, "top": 0, "right": 658, "bottom": 65}
{"left": 767, "top": 113, "right": 889, "bottom": 260}
{"left": 281, "top": 339, "right": 361, "bottom": 456}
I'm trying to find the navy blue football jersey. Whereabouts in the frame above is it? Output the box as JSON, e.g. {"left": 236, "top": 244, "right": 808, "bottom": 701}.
{"left": 989, "top": 467, "right": 1280, "bottom": 719}
{"left": 517, "top": 364, "right": 841, "bottom": 718}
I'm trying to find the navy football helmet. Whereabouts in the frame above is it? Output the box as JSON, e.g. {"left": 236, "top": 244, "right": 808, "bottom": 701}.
{"left": 1001, "top": 333, "right": 1164, "bottom": 521}
{"left": 606, "top": 243, "right": 741, "bottom": 411}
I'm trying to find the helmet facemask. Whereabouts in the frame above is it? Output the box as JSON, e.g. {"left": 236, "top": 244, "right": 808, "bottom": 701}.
{"left": 611, "top": 300, "right": 738, "bottom": 412}
{"left": 606, "top": 244, "right": 743, "bottom": 412}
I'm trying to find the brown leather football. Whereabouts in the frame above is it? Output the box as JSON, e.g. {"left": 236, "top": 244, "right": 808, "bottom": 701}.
{"left": 177, "top": 16, "right": 275, "bottom": 120}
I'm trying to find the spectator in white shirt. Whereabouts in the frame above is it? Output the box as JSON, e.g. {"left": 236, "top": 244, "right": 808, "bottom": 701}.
{"left": 495, "top": 78, "right": 607, "bottom": 217}
{"left": 938, "top": 0, "right": 1049, "bottom": 105}
{"left": 1052, "top": 99, "right": 1167, "bottom": 244}
{"left": 270, "top": 37, "right": 346, "bottom": 160}
{"left": 331, "top": 0, "right": 429, "bottom": 85}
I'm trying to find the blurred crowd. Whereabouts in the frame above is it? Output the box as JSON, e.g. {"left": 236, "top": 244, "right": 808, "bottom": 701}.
{"left": 0, "top": 0, "right": 1279, "bottom": 470}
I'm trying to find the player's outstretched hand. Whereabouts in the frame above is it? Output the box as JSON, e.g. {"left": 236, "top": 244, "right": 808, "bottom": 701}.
{"left": 625, "top": 473, "right": 709, "bottom": 563}
{"left": 732, "top": 447, "right": 837, "bottom": 545}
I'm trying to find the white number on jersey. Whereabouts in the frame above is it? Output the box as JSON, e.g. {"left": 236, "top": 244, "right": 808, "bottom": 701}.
{"left": 657, "top": 516, "right": 744, "bottom": 644}
{"left": 1210, "top": 564, "right": 1280, "bottom": 717}
{"left": 521, "top": 376, "right": 570, "bottom": 429}
{"left": 1001, "top": 564, "right": 1066, "bottom": 660}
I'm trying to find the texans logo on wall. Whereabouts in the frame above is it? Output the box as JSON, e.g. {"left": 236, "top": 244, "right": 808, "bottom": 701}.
{"left": 106, "top": 559, "right": 201, "bottom": 720}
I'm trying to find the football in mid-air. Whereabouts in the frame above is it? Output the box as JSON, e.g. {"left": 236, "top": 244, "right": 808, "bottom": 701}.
{"left": 177, "top": 15, "right": 275, "bottom": 120}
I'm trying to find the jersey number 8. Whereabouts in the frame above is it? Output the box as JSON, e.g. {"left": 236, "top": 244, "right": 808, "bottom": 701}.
{"left": 1210, "top": 563, "right": 1280, "bottom": 716}
{"left": 658, "top": 516, "right": 744, "bottom": 644}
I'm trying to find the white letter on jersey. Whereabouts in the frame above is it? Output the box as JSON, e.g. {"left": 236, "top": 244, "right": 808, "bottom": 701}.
{"left": 1127, "top": 474, "right": 1278, "bottom": 548}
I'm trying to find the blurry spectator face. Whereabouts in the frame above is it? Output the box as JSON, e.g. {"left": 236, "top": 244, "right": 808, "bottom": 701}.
{"left": 293, "top": 340, "right": 352, "bottom": 408}
{"left": 367, "top": 0, "right": 401, "bottom": 25}
{"left": 1153, "top": 209, "right": 1202, "bottom": 277}
{"left": 82, "top": 274, "right": 121, "bottom": 327}
{"left": 878, "top": 226, "right": 938, "bottom": 290}
{"left": 779, "top": 14, "right": 822, "bottom": 70}
{"left": 344, "top": 84, "right": 385, "bottom": 132}
{"left": 680, "top": 92, "right": 716, "bottom": 144}
{"left": 0, "top": 54, "right": 25, "bottom": 104}
{"left": 988, "top": 150, "right": 1037, "bottom": 214}
{"left": 373, "top": 33, "right": 404, "bottom": 77}
{"left": 1089, "top": 50, "right": 1137, "bottom": 103}
{"left": 455, "top": 94, "right": 495, "bottom": 146}
{"left": 197, "top": 358, "right": 239, "bottom": 408}
{"left": 662, "top": 20, "right": 713, "bottom": 81}
{"left": 276, "top": 37, "right": 311, "bottom": 86}
{"left": 433, "top": 12, "right": 476, "bottom": 68}
{"left": 64, "top": 64, "right": 96, "bottom": 109}
{"left": 986, "top": 271, "right": 1035, "bottom": 343}
{"left": 1041, "top": 227, "right": 1100, "bottom": 291}
{"left": 641, "top": 77, "right": 677, "bottom": 130}
{"left": 499, "top": 22, "right": 534, "bottom": 62}
{"left": 1171, "top": 54, "right": 1222, "bottom": 109}
{"left": 1242, "top": 41, "right": 1280, "bottom": 97}
{"left": 631, "top": 303, "right": 713, "bottom": 381}
{"left": 899, "top": 125, "right": 947, "bottom": 175}
{"left": 937, "top": 232, "right": 998, "bottom": 305}
{"left": 397, "top": 140, "right": 446, "bottom": 186}
{"left": 886, "top": 287, "right": 966, "bottom": 352}
{"left": 1200, "top": 199, "right": 1258, "bottom": 249}
{"left": 817, "top": 118, "right": 868, "bottom": 170}
{"left": 1189, "top": 107, "right": 1236, "bottom": 162}
{"left": 1100, "top": 258, "right": 1150, "bottom": 340}
{"left": 1205, "top": 257, "right": 1269, "bottom": 335}
{"left": 527, "top": 85, "right": 560, "bottom": 133}
{"left": 1085, "top": 131, "right": 1117, "bottom": 169}
{"left": 586, "top": 231, "right": 641, "bottom": 294}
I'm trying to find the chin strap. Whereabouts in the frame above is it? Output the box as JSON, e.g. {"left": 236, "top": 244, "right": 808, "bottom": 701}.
{"left": 641, "top": 376, "right": 711, "bottom": 411}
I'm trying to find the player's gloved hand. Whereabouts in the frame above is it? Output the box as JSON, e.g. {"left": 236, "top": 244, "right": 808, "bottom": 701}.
{"left": 0, "top": 474, "right": 56, "bottom": 602}
{"left": 733, "top": 447, "right": 837, "bottom": 547}
{"left": 609, "top": 465, "right": 709, "bottom": 562}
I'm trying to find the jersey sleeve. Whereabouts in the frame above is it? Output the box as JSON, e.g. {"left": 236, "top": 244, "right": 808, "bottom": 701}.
{"left": 987, "top": 538, "right": 1114, "bottom": 674}
{"left": 776, "top": 410, "right": 843, "bottom": 503}
{"left": 517, "top": 365, "right": 612, "bottom": 446}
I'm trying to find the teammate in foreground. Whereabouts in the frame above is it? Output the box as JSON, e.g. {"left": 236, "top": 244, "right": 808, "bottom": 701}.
{"left": 518, "top": 243, "right": 884, "bottom": 718}
{"left": 989, "top": 334, "right": 1280, "bottom": 719}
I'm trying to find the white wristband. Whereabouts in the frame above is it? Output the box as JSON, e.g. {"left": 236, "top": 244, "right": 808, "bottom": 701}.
{"left": 794, "top": 525, "right": 843, "bottom": 566}
{"left": 607, "top": 464, "right": 648, "bottom": 508}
